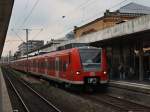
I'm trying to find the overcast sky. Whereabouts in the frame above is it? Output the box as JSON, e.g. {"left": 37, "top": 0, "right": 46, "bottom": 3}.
{"left": 2, "top": 0, "right": 150, "bottom": 56}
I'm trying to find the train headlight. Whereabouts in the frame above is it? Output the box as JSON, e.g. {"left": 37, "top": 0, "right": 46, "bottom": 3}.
{"left": 103, "top": 71, "right": 107, "bottom": 74}
{"left": 76, "top": 71, "right": 80, "bottom": 75}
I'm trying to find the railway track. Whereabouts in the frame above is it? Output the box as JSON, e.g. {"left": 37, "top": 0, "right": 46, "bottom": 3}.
{"left": 3, "top": 68, "right": 62, "bottom": 112}
{"left": 3, "top": 68, "right": 150, "bottom": 112}
{"left": 79, "top": 93, "right": 150, "bottom": 112}
{"left": 3, "top": 70, "right": 29, "bottom": 112}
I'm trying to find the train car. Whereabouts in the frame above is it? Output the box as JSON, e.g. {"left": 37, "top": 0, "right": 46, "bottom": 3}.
{"left": 10, "top": 46, "right": 108, "bottom": 91}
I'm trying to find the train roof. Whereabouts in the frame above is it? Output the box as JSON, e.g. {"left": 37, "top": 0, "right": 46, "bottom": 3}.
{"left": 57, "top": 43, "right": 88, "bottom": 51}
{"left": 11, "top": 46, "right": 101, "bottom": 62}
{"left": 77, "top": 46, "right": 101, "bottom": 50}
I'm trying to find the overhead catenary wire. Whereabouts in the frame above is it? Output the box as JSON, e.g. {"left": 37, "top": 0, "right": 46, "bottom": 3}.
{"left": 16, "top": 0, "right": 30, "bottom": 26}
{"left": 24, "top": 0, "right": 29, "bottom": 10}
{"left": 41, "top": 0, "right": 96, "bottom": 37}
{"left": 45, "top": 0, "right": 98, "bottom": 38}
{"left": 78, "top": 0, "right": 129, "bottom": 26}
{"left": 11, "top": 29, "right": 25, "bottom": 42}
{"left": 5, "top": 40, "right": 22, "bottom": 42}
{"left": 9, "top": 0, "right": 41, "bottom": 45}
{"left": 75, "top": 0, "right": 130, "bottom": 27}
{"left": 12, "top": 0, "right": 136, "bottom": 42}
{"left": 64, "top": 0, "right": 97, "bottom": 18}
{"left": 20, "top": 0, "right": 40, "bottom": 28}
{"left": 31, "top": 29, "right": 43, "bottom": 40}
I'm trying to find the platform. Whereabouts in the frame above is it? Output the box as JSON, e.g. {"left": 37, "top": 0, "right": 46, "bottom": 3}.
{"left": 0, "top": 67, "right": 12, "bottom": 112}
{"left": 110, "top": 80, "right": 150, "bottom": 94}
{"left": 108, "top": 80, "right": 150, "bottom": 107}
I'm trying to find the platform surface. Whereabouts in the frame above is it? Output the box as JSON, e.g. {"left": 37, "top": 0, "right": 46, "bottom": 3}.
{"left": 0, "top": 67, "right": 12, "bottom": 112}
{"left": 110, "top": 80, "right": 150, "bottom": 94}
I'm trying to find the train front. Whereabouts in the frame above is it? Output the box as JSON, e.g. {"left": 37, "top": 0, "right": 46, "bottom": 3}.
{"left": 71, "top": 46, "right": 108, "bottom": 90}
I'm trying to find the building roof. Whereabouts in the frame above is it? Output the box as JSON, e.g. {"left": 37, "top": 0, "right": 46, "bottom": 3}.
{"left": 74, "top": 2, "right": 150, "bottom": 31}
{"left": 119, "top": 2, "right": 150, "bottom": 14}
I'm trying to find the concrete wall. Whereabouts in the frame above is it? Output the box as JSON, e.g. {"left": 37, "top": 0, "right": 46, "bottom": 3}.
{"left": 77, "top": 15, "right": 150, "bottom": 43}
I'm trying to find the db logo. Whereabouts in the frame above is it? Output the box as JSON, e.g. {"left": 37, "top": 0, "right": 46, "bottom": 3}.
{"left": 90, "top": 72, "right": 95, "bottom": 76}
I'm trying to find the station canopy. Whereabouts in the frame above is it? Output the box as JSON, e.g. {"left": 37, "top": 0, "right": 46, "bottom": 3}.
{"left": 0, "top": 0, "right": 14, "bottom": 57}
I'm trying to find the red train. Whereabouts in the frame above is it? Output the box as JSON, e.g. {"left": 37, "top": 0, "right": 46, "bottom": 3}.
{"left": 10, "top": 46, "right": 108, "bottom": 90}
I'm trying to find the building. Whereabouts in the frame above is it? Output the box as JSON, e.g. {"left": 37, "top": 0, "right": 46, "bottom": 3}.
{"left": 74, "top": 2, "right": 150, "bottom": 38}
{"left": 14, "top": 51, "right": 21, "bottom": 59}
{"left": 25, "top": 38, "right": 67, "bottom": 57}
{"left": 18, "top": 40, "right": 44, "bottom": 56}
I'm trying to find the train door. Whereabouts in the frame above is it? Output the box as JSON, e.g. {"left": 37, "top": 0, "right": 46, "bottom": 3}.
{"left": 55, "top": 57, "right": 59, "bottom": 78}
{"left": 59, "top": 56, "right": 63, "bottom": 79}
{"left": 63, "top": 54, "right": 70, "bottom": 80}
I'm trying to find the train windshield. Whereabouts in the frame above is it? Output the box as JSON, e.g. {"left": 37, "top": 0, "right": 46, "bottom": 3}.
{"left": 79, "top": 48, "right": 101, "bottom": 71}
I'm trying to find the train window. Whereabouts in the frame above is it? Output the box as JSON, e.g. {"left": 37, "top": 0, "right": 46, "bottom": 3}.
{"left": 38, "top": 62, "right": 40, "bottom": 68}
{"left": 79, "top": 49, "right": 101, "bottom": 63}
{"left": 39, "top": 62, "right": 40, "bottom": 68}
{"left": 49, "top": 60, "right": 52, "bottom": 70}
{"left": 41, "top": 62, "right": 43, "bottom": 68}
{"left": 51, "top": 60, "right": 53, "bottom": 70}
{"left": 68, "top": 54, "right": 71, "bottom": 64}
{"left": 33, "top": 61, "right": 35, "bottom": 67}
{"left": 49, "top": 60, "right": 51, "bottom": 70}
{"left": 59, "top": 60, "right": 61, "bottom": 71}
{"left": 55, "top": 60, "right": 59, "bottom": 71}
{"left": 48, "top": 60, "right": 51, "bottom": 70}
{"left": 50, "top": 60, "right": 53, "bottom": 70}
{"left": 35, "top": 62, "right": 37, "bottom": 67}
{"left": 45, "top": 60, "right": 47, "bottom": 68}
{"left": 79, "top": 48, "right": 101, "bottom": 71}
{"left": 42, "top": 62, "right": 44, "bottom": 68}
{"left": 40, "top": 62, "right": 42, "bottom": 68}
{"left": 42, "top": 62, "right": 45, "bottom": 68}
{"left": 34, "top": 61, "right": 35, "bottom": 67}
{"left": 63, "top": 63, "right": 66, "bottom": 72}
{"left": 48, "top": 59, "right": 55, "bottom": 71}
{"left": 53, "top": 59, "right": 55, "bottom": 70}
{"left": 41, "top": 62, "right": 42, "bottom": 68}
{"left": 63, "top": 60, "right": 69, "bottom": 72}
{"left": 60, "top": 59, "right": 64, "bottom": 72}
